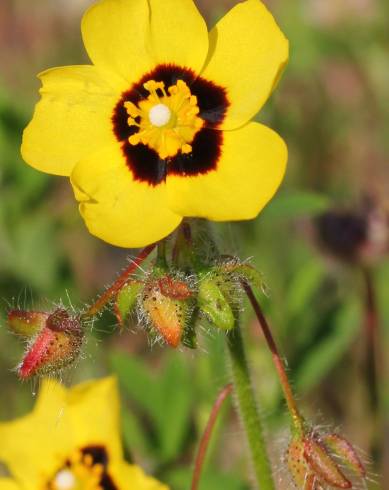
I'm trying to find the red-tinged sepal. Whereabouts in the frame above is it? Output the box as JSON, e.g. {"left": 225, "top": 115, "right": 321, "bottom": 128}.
{"left": 322, "top": 434, "right": 366, "bottom": 479}
{"left": 157, "top": 275, "right": 193, "bottom": 300}
{"left": 7, "top": 310, "right": 49, "bottom": 337}
{"left": 303, "top": 438, "right": 351, "bottom": 488}
{"left": 17, "top": 309, "right": 84, "bottom": 379}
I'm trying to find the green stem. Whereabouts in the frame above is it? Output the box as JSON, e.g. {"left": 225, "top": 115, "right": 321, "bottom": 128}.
{"left": 226, "top": 320, "right": 275, "bottom": 490}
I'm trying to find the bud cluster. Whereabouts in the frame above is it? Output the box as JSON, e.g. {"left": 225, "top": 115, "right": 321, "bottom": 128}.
{"left": 7, "top": 308, "right": 84, "bottom": 379}
{"left": 113, "top": 257, "right": 263, "bottom": 350}
{"left": 287, "top": 428, "right": 366, "bottom": 489}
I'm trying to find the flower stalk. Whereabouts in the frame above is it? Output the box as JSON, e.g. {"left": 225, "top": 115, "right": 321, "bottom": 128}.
{"left": 243, "top": 283, "right": 304, "bottom": 434}
{"left": 191, "top": 384, "right": 233, "bottom": 490}
{"left": 226, "top": 319, "right": 276, "bottom": 490}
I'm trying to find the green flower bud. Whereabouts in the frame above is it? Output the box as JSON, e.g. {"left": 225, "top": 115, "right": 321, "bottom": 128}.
{"left": 115, "top": 281, "right": 143, "bottom": 327}
{"left": 198, "top": 277, "right": 235, "bottom": 331}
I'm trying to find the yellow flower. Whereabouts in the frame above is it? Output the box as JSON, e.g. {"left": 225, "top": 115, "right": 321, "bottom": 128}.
{"left": 0, "top": 378, "right": 168, "bottom": 490}
{"left": 21, "top": 0, "right": 289, "bottom": 248}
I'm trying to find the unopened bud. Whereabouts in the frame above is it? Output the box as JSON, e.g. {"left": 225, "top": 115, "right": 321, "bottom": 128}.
{"left": 143, "top": 277, "right": 193, "bottom": 348}
{"left": 286, "top": 429, "right": 365, "bottom": 489}
{"left": 15, "top": 309, "right": 83, "bottom": 379}
{"left": 198, "top": 278, "right": 235, "bottom": 331}
{"left": 304, "top": 438, "right": 351, "bottom": 488}
{"left": 7, "top": 310, "right": 49, "bottom": 337}
{"left": 115, "top": 281, "right": 142, "bottom": 327}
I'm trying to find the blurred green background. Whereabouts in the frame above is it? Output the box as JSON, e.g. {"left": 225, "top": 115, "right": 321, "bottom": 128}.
{"left": 1, "top": 0, "right": 388, "bottom": 488}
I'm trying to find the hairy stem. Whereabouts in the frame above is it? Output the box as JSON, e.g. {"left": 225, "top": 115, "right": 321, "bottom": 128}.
{"left": 84, "top": 243, "right": 156, "bottom": 317}
{"left": 362, "top": 266, "right": 379, "bottom": 410}
{"left": 191, "top": 384, "right": 233, "bottom": 490}
{"left": 243, "top": 283, "right": 304, "bottom": 434}
{"left": 226, "top": 320, "right": 275, "bottom": 490}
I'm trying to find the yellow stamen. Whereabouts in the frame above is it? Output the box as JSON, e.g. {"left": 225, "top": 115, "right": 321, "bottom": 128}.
{"left": 125, "top": 79, "right": 203, "bottom": 159}
{"left": 49, "top": 449, "right": 107, "bottom": 490}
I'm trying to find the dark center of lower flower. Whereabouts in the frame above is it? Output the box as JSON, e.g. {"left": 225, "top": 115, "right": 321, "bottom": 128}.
{"left": 48, "top": 446, "right": 117, "bottom": 490}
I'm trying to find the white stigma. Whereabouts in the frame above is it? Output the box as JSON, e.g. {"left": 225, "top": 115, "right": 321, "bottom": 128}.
{"left": 54, "top": 469, "right": 76, "bottom": 490}
{"left": 149, "top": 103, "right": 171, "bottom": 127}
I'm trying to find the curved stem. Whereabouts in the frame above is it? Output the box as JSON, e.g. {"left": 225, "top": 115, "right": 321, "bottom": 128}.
{"left": 243, "top": 283, "right": 304, "bottom": 434}
{"left": 191, "top": 384, "right": 233, "bottom": 490}
{"left": 226, "top": 320, "right": 275, "bottom": 490}
{"left": 83, "top": 244, "right": 156, "bottom": 318}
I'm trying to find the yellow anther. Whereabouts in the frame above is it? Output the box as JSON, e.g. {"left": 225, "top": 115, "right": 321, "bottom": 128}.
{"left": 129, "top": 134, "right": 141, "bottom": 145}
{"left": 124, "top": 78, "right": 203, "bottom": 159}
{"left": 182, "top": 144, "right": 192, "bottom": 154}
{"left": 143, "top": 80, "right": 165, "bottom": 92}
{"left": 83, "top": 454, "right": 93, "bottom": 467}
{"left": 124, "top": 101, "right": 140, "bottom": 118}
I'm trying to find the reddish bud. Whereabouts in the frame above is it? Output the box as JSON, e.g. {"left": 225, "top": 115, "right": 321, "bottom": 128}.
{"left": 287, "top": 430, "right": 365, "bottom": 489}
{"left": 16, "top": 309, "right": 83, "bottom": 379}
{"left": 143, "top": 289, "right": 184, "bottom": 348}
{"left": 143, "top": 277, "right": 193, "bottom": 348}
{"left": 304, "top": 438, "right": 351, "bottom": 488}
{"left": 7, "top": 310, "right": 49, "bottom": 337}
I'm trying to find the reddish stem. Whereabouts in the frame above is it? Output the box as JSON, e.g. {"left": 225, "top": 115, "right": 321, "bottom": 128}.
{"left": 243, "top": 283, "right": 304, "bottom": 432}
{"left": 84, "top": 244, "right": 156, "bottom": 317}
{"left": 191, "top": 384, "right": 233, "bottom": 490}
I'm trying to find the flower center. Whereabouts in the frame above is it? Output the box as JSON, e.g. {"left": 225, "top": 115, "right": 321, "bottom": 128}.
{"left": 124, "top": 79, "right": 203, "bottom": 160}
{"left": 148, "top": 103, "right": 172, "bottom": 127}
{"left": 54, "top": 470, "right": 76, "bottom": 490}
{"left": 48, "top": 449, "right": 110, "bottom": 490}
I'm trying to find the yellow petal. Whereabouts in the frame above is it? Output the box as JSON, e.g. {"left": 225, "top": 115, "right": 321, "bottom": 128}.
{"left": 71, "top": 143, "right": 182, "bottom": 247}
{"left": 201, "top": 0, "right": 289, "bottom": 129}
{"left": 67, "top": 377, "right": 122, "bottom": 462}
{"left": 81, "top": 0, "right": 154, "bottom": 88}
{"left": 148, "top": 0, "right": 208, "bottom": 73}
{"left": 110, "top": 461, "right": 170, "bottom": 490}
{"left": 21, "top": 65, "right": 118, "bottom": 176}
{"left": 0, "top": 379, "right": 72, "bottom": 489}
{"left": 0, "top": 480, "right": 20, "bottom": 490}
{"left": 167, "top": 123, "right": 287, "bottom": 221}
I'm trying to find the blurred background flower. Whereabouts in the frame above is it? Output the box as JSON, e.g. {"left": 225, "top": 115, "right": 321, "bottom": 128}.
{"left": 0, "top": 377, "right": 167, "bottom": 490}
{"left": 0, "top": 1, "right": 388, "bottom": 489}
